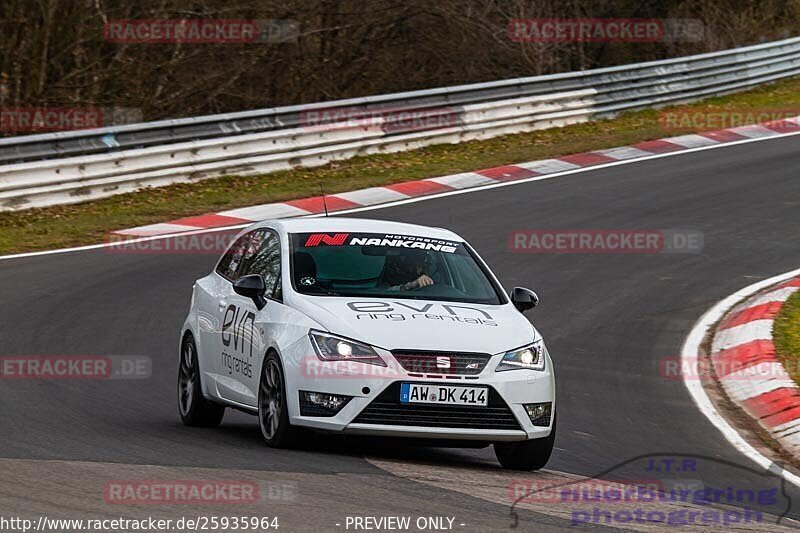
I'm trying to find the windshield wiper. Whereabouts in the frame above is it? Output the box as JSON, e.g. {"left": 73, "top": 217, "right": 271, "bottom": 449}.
{"left": 301, "top": 286, "right": 341, "bottom": 296}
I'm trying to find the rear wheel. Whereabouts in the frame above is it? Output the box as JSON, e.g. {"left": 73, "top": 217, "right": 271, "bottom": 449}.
{"left": 178, "top": 334, "right": 225, "bottom": 427}
{"left": 258, "top": 351, "right": 299, "bottom": 448}
{"left": 494, "top": 416, "right": 556, "bottom": 470}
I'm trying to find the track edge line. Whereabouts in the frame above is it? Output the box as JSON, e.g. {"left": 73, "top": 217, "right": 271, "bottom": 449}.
{"left": 681, "top": 267, "right": 800, "bottom": 488}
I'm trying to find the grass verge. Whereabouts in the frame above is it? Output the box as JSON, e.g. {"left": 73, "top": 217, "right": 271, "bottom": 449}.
{"left": 774, "top": 289, "right": 800, "bottom": 386}
{"left": 2, "top": 76, "right": 800, "bottom": 255}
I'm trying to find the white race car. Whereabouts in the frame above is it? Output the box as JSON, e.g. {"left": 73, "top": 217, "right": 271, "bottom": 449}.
{"left": 178, "top": 218, "right": 555, "bottom": 470}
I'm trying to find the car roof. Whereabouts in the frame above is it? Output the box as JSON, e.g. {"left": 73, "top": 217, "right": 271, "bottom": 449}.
{"left": 259, "top": 217, "right": 464, "bottom": 242}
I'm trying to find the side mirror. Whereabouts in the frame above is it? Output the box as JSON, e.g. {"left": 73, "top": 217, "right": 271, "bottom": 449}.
{"left": 510, "top": 286, "right": 539, "bottom": 312}
{"left": 233, "top": 274, "right": 267, "bottom": 310}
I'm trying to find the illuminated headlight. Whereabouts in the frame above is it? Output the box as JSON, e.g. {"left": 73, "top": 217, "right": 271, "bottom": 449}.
{"left": 495, "top": 341, "right": 546, "bottom": 371}
{"left": 309, "top": 330, "right": 386, "bottom": 366}
{"left": 300, "top": 391, "right": 352, "bottom": 417}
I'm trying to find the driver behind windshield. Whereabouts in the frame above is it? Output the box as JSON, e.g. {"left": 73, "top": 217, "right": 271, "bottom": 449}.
{"left": 378, "top": 251, "right": 434, "bottom": 291}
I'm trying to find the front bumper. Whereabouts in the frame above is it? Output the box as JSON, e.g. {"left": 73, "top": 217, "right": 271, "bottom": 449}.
{"left": 282, "top": 337, "right": 555, "bottom": 441}
{"left": 344, "top": 424, "right": 528, "bottom": 442}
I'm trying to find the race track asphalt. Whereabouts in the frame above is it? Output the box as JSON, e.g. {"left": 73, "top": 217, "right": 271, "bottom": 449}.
{"left": 1, "top": 135, "right": 799, "bottom": 531}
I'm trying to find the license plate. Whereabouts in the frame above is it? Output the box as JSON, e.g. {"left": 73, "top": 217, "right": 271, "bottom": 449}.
{"left": 400, "top": 383, "right": 488, "bottom": 406}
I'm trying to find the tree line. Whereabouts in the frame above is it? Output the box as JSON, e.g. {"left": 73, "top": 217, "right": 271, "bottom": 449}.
{"left": 1, "top": 0, "right": 798, "bottom": 128}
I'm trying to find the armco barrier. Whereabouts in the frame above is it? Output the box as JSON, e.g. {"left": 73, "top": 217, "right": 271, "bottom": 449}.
{"left": 2, "top": 36, "right": 800, "bottom": 210}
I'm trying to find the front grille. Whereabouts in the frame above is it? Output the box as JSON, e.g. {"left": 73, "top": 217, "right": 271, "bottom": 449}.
{"left": 391, "top": 350, "right": 491, "bottom": 375}
{"left": 352, "top": 382, "right": 522, "bottom": 431}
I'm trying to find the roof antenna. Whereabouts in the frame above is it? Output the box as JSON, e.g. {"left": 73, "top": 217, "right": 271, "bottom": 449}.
{"left": 320, "top": 184, "right": 329, "bottom": 217}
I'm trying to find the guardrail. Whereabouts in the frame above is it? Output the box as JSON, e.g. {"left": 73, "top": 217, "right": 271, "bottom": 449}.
{"left": 2, "top": 36, "right": 800, "bottom": 210}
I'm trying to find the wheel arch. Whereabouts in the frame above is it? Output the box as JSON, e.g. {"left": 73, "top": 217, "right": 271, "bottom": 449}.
{"left": 180, "top": 326, "right": 215, "bottom": 400}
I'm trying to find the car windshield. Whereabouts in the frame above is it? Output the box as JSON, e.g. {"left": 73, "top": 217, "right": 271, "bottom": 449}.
{"left": 289, "top": 232, "right": 504, "bottom": 304}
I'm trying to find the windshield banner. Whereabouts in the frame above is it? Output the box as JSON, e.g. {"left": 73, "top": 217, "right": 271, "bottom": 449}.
{"left": 295, "top": 232, "right": 463, "bottom": 253}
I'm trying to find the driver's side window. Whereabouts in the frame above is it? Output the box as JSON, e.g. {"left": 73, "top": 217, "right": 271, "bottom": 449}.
{"left": 239, "top": 230, "right": 282, "bottom": 301}
{"left": 216, "top": 232, "right": 256, "bottom": 281}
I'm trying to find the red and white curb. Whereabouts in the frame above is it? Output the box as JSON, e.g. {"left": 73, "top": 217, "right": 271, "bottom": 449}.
{"left": 711, "top": 277, "right": 800, "bottom": 458}
{"left": 113, "top": 119, "right": 800, "bottom": 237}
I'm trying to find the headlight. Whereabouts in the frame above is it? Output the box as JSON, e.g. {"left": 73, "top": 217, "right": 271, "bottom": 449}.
{"left": 495, "top": 340, "right": 546, "bottom": 371}
{"left": 309, "top": 330, "right": 386, "bottom": 366}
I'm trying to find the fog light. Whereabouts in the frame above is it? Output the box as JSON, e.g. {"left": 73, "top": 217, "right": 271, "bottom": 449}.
{"left": 300, "top": 391, "right": 352, "bottom": 417}
{"left": 524, "top": 402, "right": 552, "bottom": 426}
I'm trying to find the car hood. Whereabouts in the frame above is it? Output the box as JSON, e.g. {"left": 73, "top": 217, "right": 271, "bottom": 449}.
{"left": 289, "top": 294, "right": 538, "bottom": 354}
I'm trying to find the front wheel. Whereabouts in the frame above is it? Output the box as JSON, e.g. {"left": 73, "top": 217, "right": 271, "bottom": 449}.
{"left": 494, "top": 416, "right": 556, "bottom": 470}
{"left": 258, "top": 352, "right": 299, "bottom": 448}
{"left": 178, "top": 334, "right": 225, "bottom": 427}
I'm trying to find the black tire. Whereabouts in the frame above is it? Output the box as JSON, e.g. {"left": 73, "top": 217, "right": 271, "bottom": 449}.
{"left": 178, "top": 334, "right": 225, "bottom": 427}
{"left": 494, "top": 415, "right": 556, "bottom": 471}
{"left": 258, "top": 351, "right": 299, "bottom": 448}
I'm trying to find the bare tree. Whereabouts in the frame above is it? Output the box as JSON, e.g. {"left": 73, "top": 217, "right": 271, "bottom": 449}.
{"left": 0, "top": 0, "right": 797, "bottom": 131}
